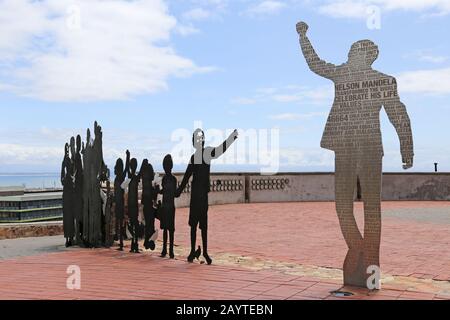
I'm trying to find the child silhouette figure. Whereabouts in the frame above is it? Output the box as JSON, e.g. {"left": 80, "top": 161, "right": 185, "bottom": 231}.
{"left": 141, "top": 159, "right": 159, "bottom": 251}
{"left": 159, "top": 155, "right": 177, "bottom": 259}
{"left": 114, "top": 150, "right": 130, "bottom": 251}
{"left": 127, "top": 155, "right": 140, "bottom": 253}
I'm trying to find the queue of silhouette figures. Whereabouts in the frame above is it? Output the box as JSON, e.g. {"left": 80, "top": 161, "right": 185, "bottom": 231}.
{"left": 61, "top": 122, "right": 239, "bottom": 264}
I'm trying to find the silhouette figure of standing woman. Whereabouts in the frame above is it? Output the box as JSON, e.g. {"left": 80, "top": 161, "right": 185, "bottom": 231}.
{"left": 176, "top": 129, "right": 239, "bottom": 264}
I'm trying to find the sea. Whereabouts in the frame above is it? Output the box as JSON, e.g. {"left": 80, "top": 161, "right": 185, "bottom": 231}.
{"left": 0, "top": 174, "right": 62, "bottom": 190}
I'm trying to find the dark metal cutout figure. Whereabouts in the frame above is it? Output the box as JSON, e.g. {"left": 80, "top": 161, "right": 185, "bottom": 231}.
{"left": 159, "top": 154, "right": 177, "bottom": 259}
{"left": 114, "top": 150, "right": 130, "bottom": 251}
{"left": 176, "top": 129, "right": 239, "bottom": 264}
{"left": 127, "top": 155, "right": 141, "bottom": 253}
{"left": 73, "top": 135, "right": 83, "bottom": 245}
{"left": 140, "top": 159, "right": 158, "bottom": 251}
{"left": 81, "top": 128, "right": 92, "bottom": 247}
{"left": 61, "top": 141, "right": 75, "bottom": 247}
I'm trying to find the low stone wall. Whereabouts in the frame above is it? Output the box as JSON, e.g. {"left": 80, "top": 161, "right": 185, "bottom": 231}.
{"left": 382, "top": 173, "right": 450, "bottom": 201}
{"left": 0, "top": 221, "right": 63, "bottom": 240}
{"left": 170, "top": 172, "right": 450, "bottom": 205}
{"left": 246, "top": 172, "right": 450, "bottom": 202}
{"left": 247, "top": 173, "right": 335, "bottom": 203}
{"left": 174, "top": 174, "right": 246, "bottom": 207}
{"left": 1, "top": 172, "right": 448, "bottom": 240}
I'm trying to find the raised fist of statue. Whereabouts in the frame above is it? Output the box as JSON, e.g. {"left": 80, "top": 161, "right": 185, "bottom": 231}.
{"left": 296, "top": 21, "right": 308, "bottom": 36}
{"left": 231, "top": 129, "right": 239, "bottom": 141}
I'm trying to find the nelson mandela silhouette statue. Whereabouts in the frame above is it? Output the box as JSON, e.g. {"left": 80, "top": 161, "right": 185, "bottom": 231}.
{"left": 296, "top": 22, "right": 414, "bottom": 287}
{"left": 176, "top": 129, "right": 239, "bottom": 264}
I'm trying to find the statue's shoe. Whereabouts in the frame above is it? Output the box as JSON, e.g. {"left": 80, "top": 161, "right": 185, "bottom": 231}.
{"left": 203, "top": 253, "right": 212, "bottom": 265}
{"left": 187, "top": 251, "right": 195, "bottom": 263}
{"left": 195, "top": 246, "right": 202, "bottom": 260}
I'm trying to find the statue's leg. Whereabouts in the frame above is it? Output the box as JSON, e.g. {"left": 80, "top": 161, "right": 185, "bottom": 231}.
{"left": 360, "top": 152, "right": 382, "bottom": 276}
{"left": 335, "top": 152, "right": 365, "bottom": 287}
{"left": 74, "top": 217, "right": 79, "bottom": 245}
{"left": 200, "top": 204, "right": 211, "bottom": 265}
{"left": 169, "top": 230, "right": 175, "bottom": 259}
{"left": 201, "top": 226, "right": 212, "bottom": 265}
{"left": 161, "top": 229, "right": 168, "bottom": 257}
{"left": 187, "top": 222, "right": 199, "bottom": 262}
{"left": 118, "top": 218, "right": 124, "bottom": 251}
{"left": 114, "top": 217, "right": 119, "bottom": 241}
{"left": 189, "top": 226, "right": 196, "bottom": 257}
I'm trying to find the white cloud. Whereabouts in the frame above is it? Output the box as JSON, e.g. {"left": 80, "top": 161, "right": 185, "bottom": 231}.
{"left": 0, "top": 144, "right": 61, "bottom": 165}
{"left": 404, "top": 50, "right": 449, "bottom": 64}
{"left": 0, "top": 126, "right": 173, "bottom": 171}
{"left": 175, "top": 24, "right": 201, "bottom": 36}
{"left": 279, "top": 148, "right": 334, "bottom": 168}
{"left": 270, "top": 112, "right": 327, "bottom": 121}
{"left": 318, "top": 0, "right": 369, "bottom": 19}
{"left": 397, "top": 67, "right": 450, "bottom": 95}
{"left": 316, "top": 0, "right": 450, "bottom": 19}
{"left": 245, "top": 1, "right": 287, "bottom": 17}
{"left": 183, "top": 8, "right": 213, "bottom": 21}
{"left": 231, "top": 97, "right": 258, "bottom": 105}
{"left": 419, "top": 55, "right": 448, "bottom": 64}
{"left": 0, "top": 0, "right": 213, "bottom": 102}
{"left": 232, "top": 85, "right": 333, "bottom": 105}
{"left": 417, "top": 52, "right": 448, "bottom": 64}
{"left": 181, "top": 0, "right": 229, "bottom": 20}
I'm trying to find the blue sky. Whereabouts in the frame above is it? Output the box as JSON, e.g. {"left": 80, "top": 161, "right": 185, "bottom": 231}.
{"left": 0, "top": 0, "right": 449, "bottom": 173}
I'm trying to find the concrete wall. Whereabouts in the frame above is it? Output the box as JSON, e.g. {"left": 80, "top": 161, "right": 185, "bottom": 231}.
{"left": 382, "top": 173, "right": 450, "bottom": 201}
{"left": 174, "top": 174, "right": 246, "bottom": 208}
{"left": 247, "top": 173, "right": 335, "bottom": 203}
{"left": 244, "top": 172, "right": 450, "bottom": 202}
{"left": 10, "top": 172, "right": 449, "bottom": 213}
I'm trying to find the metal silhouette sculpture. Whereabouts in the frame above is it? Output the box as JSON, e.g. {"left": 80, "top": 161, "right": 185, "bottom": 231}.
{"left": 78, "top": 122, "right": 107, "bottom": 247}
{"left": 159, "top": 154, "right": 177, "bottom": 259}
{"left": 176, "top": 129, "right": 239, "bottom": 264}
{"left": 61, "top": 141, "right": 75, "bottom": 247}
{"left": 127, "top": 154, "right": 141, "bottom": 253}
{"left": 140, "top": 159, "right": 159, "bottom": 251}
{"left": 73, "top": 135, "right": 84, "bottom": 245}
{"left": 114, "top": 151, "right": 130, "bottom": 251}
{"left": 102, "top": 170, "right": 114, "bottom": 247}
{"left": 297, "top": 21, "right": 414, "bottom": 287}
{"left": 91, "top": 121, "right": 106, "bottom": 247}
{"left": 81, "top": 128, "right": 92, "bottom": 246}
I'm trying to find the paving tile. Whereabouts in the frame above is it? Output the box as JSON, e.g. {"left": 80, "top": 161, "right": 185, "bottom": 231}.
{"left": 0, "top": 201, "right": 449, "bottom": 300}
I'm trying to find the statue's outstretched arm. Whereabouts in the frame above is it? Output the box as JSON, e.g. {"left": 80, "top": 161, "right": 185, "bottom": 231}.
{"left": 210, "top": 129, "right": 239, "bottom": 160}
{"left": 297, "top": 21, "right": 337, "bottom": 80}
{"left": 125, "top": 150, "right": 131, "bottom": 177}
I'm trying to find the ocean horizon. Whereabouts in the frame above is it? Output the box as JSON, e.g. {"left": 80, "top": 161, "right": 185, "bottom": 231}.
{"left": 0, "top": 173, "right": 61, "bottom": 189}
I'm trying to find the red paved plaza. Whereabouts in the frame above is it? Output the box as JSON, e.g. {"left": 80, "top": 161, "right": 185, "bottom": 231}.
{"left": 0, "top": 201, "right": 449, "bottom": 300}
